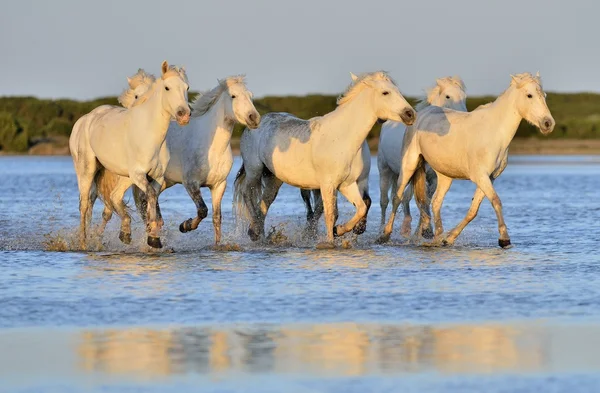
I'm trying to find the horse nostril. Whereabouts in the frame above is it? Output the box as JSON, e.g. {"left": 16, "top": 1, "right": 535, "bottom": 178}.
{"left": 177, "top": 110, "right": 186, "bottom": 118}
{"left": 404, "top": 109, "right": 414, "bottom": 119}
{"left": 545, "top": 121, "right": 551, "bottom": 128}
{"left": 249, "top": 113, "right": 256, "bottom": 122}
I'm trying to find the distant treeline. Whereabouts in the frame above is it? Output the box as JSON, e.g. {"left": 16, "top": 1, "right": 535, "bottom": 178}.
{"left": 0, "top": 92, "right": 599, "bottom": 153}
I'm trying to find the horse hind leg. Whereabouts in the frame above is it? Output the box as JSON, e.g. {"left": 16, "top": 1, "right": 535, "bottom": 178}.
{"left": 304, "top": 189, "right": 323, "bottom": 236}
{"left": 75, "top": 161, "right": 98, "bottom": 250}
{"left": 109, "top": 178, "right": 133, "bottom": 245}
{"left": 400, "top": 184, "right": 413, "bottom": 238}
{"left": 378, "top": 162, "right": 394, "bottom": 228}
{"left": 431, "top": 173, "right": 453, "bottom": 242}
{"left": 97, "top": 206, "right": 113, "bottom": 237}
{"left": 180, "top": 180, "right": 208, "bottom": 234}
{"left": 301, "top": 189, "right": 314, "bottom": 222}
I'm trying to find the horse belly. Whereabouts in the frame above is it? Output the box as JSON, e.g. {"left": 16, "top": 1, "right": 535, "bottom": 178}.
{"left": 267, "top": 145, "right": 319, "bottom": 189}
{"left": 420, "top": 139, "right": 469, "bottom": 180}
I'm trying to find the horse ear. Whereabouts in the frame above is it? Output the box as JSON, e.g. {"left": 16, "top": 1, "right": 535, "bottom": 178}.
{"left": 535, "top": 71, "right": 540, "bottom": 78}
{"left": 127, "top": 77, "right": 134, "bottom": 87}
{"left": 350, "top": 72, "right": 358, "bottom": 82}
{"left": 510, "top": 74, "right": 519, "bottom": 85}
{"left": 161, "top": 60, "right": 169, "bottom": 76}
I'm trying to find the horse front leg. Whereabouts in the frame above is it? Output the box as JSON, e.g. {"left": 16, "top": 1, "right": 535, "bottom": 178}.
{"left": 130, "top": 172, "right": 162, "bottom": 248}
{"left": 209, "top": 181, "right": 227, "bottom": 245}
{"left": 334, "top": 182, "right": 367, "bottom": 238}
{"left": 352, "top": 177, "right": 371, "bottom": 235}
{"left": 472, "top": 175, "right": 511, "bottom": 248}
{"left": 400, "top": 184, "right": 413, "bottom": 238}
{"left": 180, "top": 180, "right": 208, "bottom": 233}
{"left": 315, "top": 185, "right": 336, "bottom": 249}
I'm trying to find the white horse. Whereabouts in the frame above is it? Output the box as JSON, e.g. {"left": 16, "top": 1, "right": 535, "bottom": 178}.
{"left": 86, "top": 70, "right": 157, "bottom": 241}
{"left": 378, "top": 76, "right": 467, "bottom": 239}
{"left": 380, "top": 72, "right": 554, "bottom": 248}
{"left": 70, "top": 61, "right": 190, "bottom": 249}
{"left": 234, "top": 71, "right": 416, "bottom": 249}
{"left": 131, "top": 76, "right": 261, "bottom": 245}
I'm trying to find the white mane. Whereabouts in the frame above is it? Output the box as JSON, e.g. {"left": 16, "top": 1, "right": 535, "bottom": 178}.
{"left": 189, "top": 75, "right": 246, "bottom": 117}
{"left": 415, "top": 76, "right": 466, "bottom": 111}
{"left": 337, "top": 71, "right": 396, "bottom": 106}
{"left": 117, "top": 69, "right": 156, "bottom": 108}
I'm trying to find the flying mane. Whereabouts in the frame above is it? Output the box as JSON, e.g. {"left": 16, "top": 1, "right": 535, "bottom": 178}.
{"left": 118, "top": 69, "right": 156, "bottom": 108}
{"left": 189, "top": 75, "right": 247, "bottom": 117}
{"left": 337, "top": 71, "right": 396, "bottom": 106}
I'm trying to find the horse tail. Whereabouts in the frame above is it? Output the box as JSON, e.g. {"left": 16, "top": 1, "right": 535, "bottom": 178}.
{"left": 94, "top": 168, "right": 131, "bottom": 213}
{"left": 94, "top": 168, "right": 114, "bottom": 211}
{"left": 233, "top": 163, "right": 249, "bottom": 223}
{"left": 412, "top": 164, "right": 429, "bottom": 217}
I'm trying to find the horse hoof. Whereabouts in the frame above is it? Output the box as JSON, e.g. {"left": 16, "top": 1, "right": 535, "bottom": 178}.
{"left": 333, "top": 226, "right": 340, "bottom": 238}
{"left": 316, "top": 242, "right": 335, "bottom": 250}
{"left": 248, "top": 228, "right": 261, "bottom": 242}
{"left": 179, "top": 218, "right": 191, "bottom": 233}
{"left": 147, "top": 236, "right": 163, "bottom": 249}
{"left": 352, "top": 220, "right": 367, "bottom": 235}
{"left": 499, "top": 239, "right": 512, "bottom": 249}
{"left": 119, "top": 231, "right": 131, "bottom": 245}
{"left": 441, "top": 239, "right": 451, "bottom": 247}
{"left": 421, "top": 227, "right": 434, "bottom": 239}
{"left": 375, "top": 234, "right": 390, "bottom": 244}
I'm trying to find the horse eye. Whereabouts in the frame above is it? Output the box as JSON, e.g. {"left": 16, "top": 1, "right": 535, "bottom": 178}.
{"left": 231, "top": 95, "right": 237, "bottom": 99}
{"left": 445, "top": 95, "right": 450, "bottom": 99}
{"left": 165, "top": 86, "right": 170, "bottom": 91}
{"left": 382, "top": 91, "right": 389, "bottom": 96}
{"left": 134, "top": 95, "right": 138, "bottom": 99}
{"left": 527, "top": 94, "right": 532, "bottom": 98}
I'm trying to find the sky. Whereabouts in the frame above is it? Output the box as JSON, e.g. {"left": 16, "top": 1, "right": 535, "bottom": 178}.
{"left": 0, "top": 0, "right": 596, "bottom": 100}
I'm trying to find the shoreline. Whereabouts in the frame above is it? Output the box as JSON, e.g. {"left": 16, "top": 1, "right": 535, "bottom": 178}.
{"left": 2, "top": 138, "right": 600, "bottom": 157}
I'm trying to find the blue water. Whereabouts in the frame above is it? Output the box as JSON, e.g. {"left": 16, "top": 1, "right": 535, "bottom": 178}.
{"left": 1, "top": 155, "right": 600, "bottom": 392}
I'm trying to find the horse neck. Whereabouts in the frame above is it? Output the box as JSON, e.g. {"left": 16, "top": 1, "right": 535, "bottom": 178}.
{"left": 319, "top": 92, "right": 377, "bottom": 153}
{"left": 132, "top": 84, "right": 172, "bottom": 144}
{"left": 197, "top": 94, "right": 234, "bottom": 155}
{"left": 483, "top": 87, "right": 524, "bottom": 152}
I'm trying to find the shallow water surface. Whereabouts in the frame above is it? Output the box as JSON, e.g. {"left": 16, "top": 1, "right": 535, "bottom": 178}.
{"left": 0, "top": 155, "right": 599, "bottom": 392}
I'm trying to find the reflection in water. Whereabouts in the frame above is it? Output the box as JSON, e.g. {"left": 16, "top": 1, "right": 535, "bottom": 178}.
{"left": 77, "top": 323, "right": 554, "bottom": 378}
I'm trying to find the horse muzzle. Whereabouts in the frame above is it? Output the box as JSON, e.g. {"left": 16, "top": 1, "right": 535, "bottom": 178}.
{"left": 176, "top": 109, "right": 191, "bottom": 126}
{"left": 400, "top": 108, "right": 416, "bottom": 126}
{"left": 539, "top": 116, "right": 555, "bottom": 135}
{"left": 246, "top": 112, "right": 261, "bottom": 129}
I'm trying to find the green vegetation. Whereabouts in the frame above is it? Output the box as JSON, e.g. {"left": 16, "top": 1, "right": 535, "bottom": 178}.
{"left": 1, "top": 92, "right": 599, "bottom": 153}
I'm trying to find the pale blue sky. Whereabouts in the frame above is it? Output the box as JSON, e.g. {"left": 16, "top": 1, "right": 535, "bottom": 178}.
{"left": 0, "top": 0, "right": 595, "bottom": 99}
